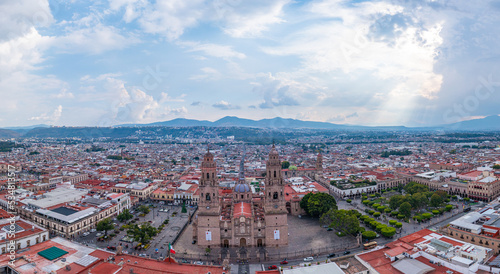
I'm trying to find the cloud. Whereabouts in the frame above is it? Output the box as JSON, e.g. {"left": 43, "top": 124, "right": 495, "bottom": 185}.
{"left": 191, "top": 101, "right": 201, "bottom": 106}
{"left": 190, "top": 67, "right": 222, "bottom": 80}
{"left": 78, "top": 74, "right": 187, "bottom": 125}
{"left": 51, "top": 88, "right": 74, "bottom": 99}
{"left": 178, "top": 41, "right": 245, "bottom": 60}
{"left": 159, "top": 92, "right": 186, "bottom": 103}
{"left": 0, "top": 0, "right": 54, "bottom": 42}
{"left": 135, "top": 0, "right": 206, "bottom": 40}
{"left": 252, "top": 74, "right": 300, "bottom": 109}
{"left": 217, "top": 0, "right": 291, "bottom": 38}
{"left": 52, "top": 23, "right": 140, "bottom": 55}
{"left": 327, "top": 112, "right": 359, "bottom": 123}
{"left": 212, "top": 100, "right": 240, "bottom": 110}
{"left": 30, "top": 105, "right": 62, "bottom": 123}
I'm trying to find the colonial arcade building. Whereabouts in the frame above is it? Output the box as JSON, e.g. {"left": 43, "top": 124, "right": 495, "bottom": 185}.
{"left": 193, "top": 145, "right": 288, "bottom": 248}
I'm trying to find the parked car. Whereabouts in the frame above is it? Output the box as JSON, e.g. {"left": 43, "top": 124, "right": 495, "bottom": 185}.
{"left": 343, "top": 251, "right": 351, "bottom": 255}
{"left": 96, "top": 233, "right": 102, "bottom": 237}
{"left": 327, "top": 253, "right": 336, "bottom": 258}
{"left": 326, "top": 228, "right": 333, "bottom": 231}
{"left": 194, "top": 261, "right": 203, "bottom": 265}
{"left": 304, "top": 257, "right": 314, "bottom": 262}
{"left": 90, "top": 229, "right": 96, "bottom": 233}
{"left": 280, "top": 260, "right": 288, "bottom": 265}
{"left": 83, "top": 232, "right": 90, "bottom": 236}
{"left": 107, "top": 246, "right": 116, "bottom": 250}
{"left": 139, "top": 254, "right": 147, "bottom": 257}
{"left": 268, "top": 265, "right": 278, "bottom": 270}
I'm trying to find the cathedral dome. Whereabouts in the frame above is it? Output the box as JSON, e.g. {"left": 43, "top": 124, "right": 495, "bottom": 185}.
{"left": 234, "top": 182, "right": 251, "bottom": 193}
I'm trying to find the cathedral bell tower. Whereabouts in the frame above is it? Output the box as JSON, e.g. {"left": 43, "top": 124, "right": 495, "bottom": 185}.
{"left": 195, "top": 148, "right": 221, "bottom": 246}
{"left": 199, "top": 149, "right": 219, "bottom": 211}
{"left": 264, "top": 145, "right": 288, "bottom": 246}
{"left": 264, "top": 144, "right": 287, "bottom": 213}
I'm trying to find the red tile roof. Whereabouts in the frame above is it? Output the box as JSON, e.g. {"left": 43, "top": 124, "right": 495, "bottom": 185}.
{"left": 233, "top": 202, "right": 252, "bottom": 218}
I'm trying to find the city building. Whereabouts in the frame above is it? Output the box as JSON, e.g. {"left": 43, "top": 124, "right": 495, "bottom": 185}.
{"left": 357, "top": 229, "right": 494, "bottom": 274}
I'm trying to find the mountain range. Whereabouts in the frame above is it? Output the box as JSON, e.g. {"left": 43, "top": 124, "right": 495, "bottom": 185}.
{"left": 118, "top": 115, "right": 500, "bottom": 131}
{"left": 0, "top": 116, "right": 499, "bottom": 138}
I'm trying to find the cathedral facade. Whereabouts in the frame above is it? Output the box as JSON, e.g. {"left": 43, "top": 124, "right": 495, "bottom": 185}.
{"left": 193, "top": 145, "right": 288, "bottom": 248}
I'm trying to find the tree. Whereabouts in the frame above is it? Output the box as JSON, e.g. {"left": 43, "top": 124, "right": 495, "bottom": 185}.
{"left": 493, "top": 164, "right": 500, "bottom": 170}
{"left": 181, "top": 202, "right": 187, "bottom": 213}
{"left": 138, "top": 205, "right": 151, "bottom": 215}
{"left": 421, "top": 213, "right": 432, "bottom": 220}
{"left": 399, "top": 202, "right": 412, "bottom": 219}
{"left": 281, "top": 161, "right": 290, "bottom": 169}
{"left": 380, "top": 227, "right": 396, "bottom": 238}
{"left": 430, "top": 193, "right": 443, "bottom": 207}
{"left": 362, "top": 230, "right": 377, "bottom": 240}
{"left": 395, "top": 222, "right": 402, "bottom": 228}
{"left": 445, "top": 205, "right": 453, "bottom": 211}
{"left": 96, "top": 218, "right": 114, "bottom": 236}
{"left": 301, "top": 193, "right": 337, "bottom": 218}
{"left": 410, "top": 192, "right": 428, "bottom": 211}
{"left": 321, "top": 209, "right": 360, "bottom": 236}
{"left": 127, "top": 222, "right": 158, "bottom": 244}
{"left": 389, "top": 195, "right": 407, "bottom": 210}
{"left": 117, "top": 209, "right": 133, "bottom": 222}
{"left": 404, "top": 182, "right": 429, "bottom": 195}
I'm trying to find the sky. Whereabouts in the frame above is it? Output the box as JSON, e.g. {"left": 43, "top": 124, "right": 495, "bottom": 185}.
{"left": 1, "top": 0, "right": 500, "bottom": 127}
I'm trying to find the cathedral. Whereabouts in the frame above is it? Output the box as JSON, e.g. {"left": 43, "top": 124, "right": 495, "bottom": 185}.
{"left": 193, "top": 145, "right": 288, "bottom": 248}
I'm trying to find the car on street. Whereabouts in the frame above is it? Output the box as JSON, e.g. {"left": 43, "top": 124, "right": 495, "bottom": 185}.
{"left": 90, "top": 229, "right": 96, "bottom": 233}
{"left": 327, "top": 253, "right": 336, "bottom": 258}
{"left": 194, "top": 261, "right": 203, "bottom": 265}
{"left": 326, "top": 228, "right": 333, "bottom": 231}
{"left": 107, "top": 246, "right": 116, "bottom": 250}
{"left": 343, "top": 251, "right": 351, "bottom": 255}
{"left": 268, "top": 265, "right": 278, "bottom": 270}
{"left": 304, "top": 257, "right": 314, "bottom": 262}
{"left": 139, "top": 254, "right": 147, "bottom": 257}
{"left": 280, "top": 260, "right": 288, "bottom": 265}
{"left": 83, "top": 232, "right": 90, "bottom": 236}
{"left": 96, "top": 233, "right": 102, "bottom": 237}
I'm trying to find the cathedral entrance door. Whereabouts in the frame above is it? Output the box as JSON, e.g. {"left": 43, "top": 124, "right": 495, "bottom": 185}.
{"left": 223, "top": 240, "right": 229, "bottom": 248}
{"left": 257, "top": 239, "right": 262, "bottom": 247}
{"left": 240, "top": 238, "right": 246, "bottom": 247}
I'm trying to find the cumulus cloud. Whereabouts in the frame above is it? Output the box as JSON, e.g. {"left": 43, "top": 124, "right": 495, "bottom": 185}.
{"left": 0, "top": 0, "right": 54, "bottom": 42}
{"left": 252, "top": 74, "right": 300, "bottom": 109}
{"left": 30, "top": 105, "right": 62, "bottom": 123}
{"left": 78, "top": 74, "right": 187, "bottom": 125}
{"left": 212, "top": 100, "right": 240, "bottom": 110}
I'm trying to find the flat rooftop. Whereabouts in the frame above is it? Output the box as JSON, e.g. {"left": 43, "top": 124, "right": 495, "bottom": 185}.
{"left": 51, "top": 207, "right": 78, "bottom": 216}
{"left": 23, "top": 188, "right": 88, "bottom": 209}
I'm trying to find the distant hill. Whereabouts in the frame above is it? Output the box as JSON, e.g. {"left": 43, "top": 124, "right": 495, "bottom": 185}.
{"left": 118, "top": 115, "right": 500, "bottom": 131}
{"left": 3, "top": 124, "right": 49, "bottom": 130}
{"left": 443, "top": 115, "right": 500, "bottom": 131}
{"left": 118, "top": 116, "right": 356, "bottom": 129}
{"left": 0, "top": 129, "right": 20, "bottom": 138}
